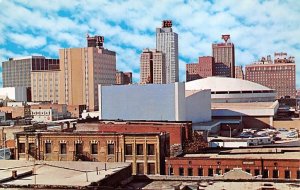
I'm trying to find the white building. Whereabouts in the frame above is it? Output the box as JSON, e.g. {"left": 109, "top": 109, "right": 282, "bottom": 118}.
{"left": 31, "top": 108, "right": 64, "bottom": 123}
{"left": 0, "top": 87, "right": 27, "bottom": 102}
{"left": 98, "top": 83, "right": 211, "bottom": 123}
{"left": 156, "top": 20, "right": 179, "bottom": 83}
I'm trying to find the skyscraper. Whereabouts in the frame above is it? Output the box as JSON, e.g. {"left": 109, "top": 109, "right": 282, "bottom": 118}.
{"left": 245, "top": 53, "right": 296, "bottom": 99}
{"left": 235, "top": 66, "right": 244, "bottom": 79}
{"left": 156, "top": 20, "right": 179, "bottom": 83}
{"left": 140, "top": 49, "right": 165, "bottom": 84}
{"left": 212, "top": 34, "right": 235, "bottom": 78}
{"left": 59, "top": 35, "right": 116, "bottom": 111}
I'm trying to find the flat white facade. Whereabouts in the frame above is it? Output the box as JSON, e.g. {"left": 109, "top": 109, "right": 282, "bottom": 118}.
{"left": 99, "top": 83, "right": 211, "bottom": 123}
{"left": 0, "top": 87, "right": 27, "bottom": 101}
{"left": 156, "top": 27, "right": 179, "bottom": 83}
{"left": 31, "top": 108, "right": 64, "bottom": 123}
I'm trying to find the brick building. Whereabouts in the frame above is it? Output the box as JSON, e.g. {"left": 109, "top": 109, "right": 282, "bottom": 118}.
{"left": 0, "top": 105, "right": 31, "bottom": 119}
{"left": 116, "top": 71, "right": 132, "bottom": 85}
{"left": 166, "top": 147, "right": 300, "bottom": 179}
{"left": 186, "top": 56, "right": 214, "bottom": 82}
{"left": 235, "top": 65, "right": 244, "bottom": 79}
{"left": 245, "top": 53, "right": 296, "bottom": 99}
{"left": 15, "top": 130, "right": 168, "bottom": 175}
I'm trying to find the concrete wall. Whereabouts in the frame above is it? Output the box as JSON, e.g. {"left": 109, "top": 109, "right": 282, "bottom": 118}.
{"left": 185, "top": 90, "right": 211, "bottom": 122}
{"left": 0, "top": 87, "right": 27, "bottom": 102}
{"left": 99, "top": 83, "right": 185, "bottom": 121}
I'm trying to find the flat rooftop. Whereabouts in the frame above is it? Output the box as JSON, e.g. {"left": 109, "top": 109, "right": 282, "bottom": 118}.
{"left": 0, "top": 160, "right": 130, "bottom": 187}
{"left": 212, "top": 102, "right": 277, "bottom": 109}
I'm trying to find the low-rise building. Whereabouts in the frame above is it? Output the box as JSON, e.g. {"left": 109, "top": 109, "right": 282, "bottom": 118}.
{"left": 0, "top": 105, "right": 31, "bottom": 119}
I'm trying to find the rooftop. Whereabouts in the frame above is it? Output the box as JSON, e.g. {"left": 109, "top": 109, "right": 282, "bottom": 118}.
{"left": 212, "top": 101, "right": 278, "bottom": 109}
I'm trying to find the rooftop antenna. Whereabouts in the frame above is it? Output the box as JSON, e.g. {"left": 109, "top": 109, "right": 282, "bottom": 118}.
{"left": 222, "top": 34, "right": 230, "bottom": 44}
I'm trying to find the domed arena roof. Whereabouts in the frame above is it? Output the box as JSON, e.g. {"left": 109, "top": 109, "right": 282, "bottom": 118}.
{"left": 185, "top": 77, "right": 273, "bottom": 92}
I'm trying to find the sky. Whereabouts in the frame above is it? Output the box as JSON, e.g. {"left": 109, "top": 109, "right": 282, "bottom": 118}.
{"left": 0, "top": 0, "right": 299, "bottom": 87}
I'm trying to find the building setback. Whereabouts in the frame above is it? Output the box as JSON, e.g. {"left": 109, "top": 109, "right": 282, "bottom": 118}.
{"left": 186, "top": 56, "right": 215, "bottom": 82}
{"left": 2, "top": 56, "right": 59, "bottom": 88}
{"left": 59, "top": 35, "right": 116, "bottom": 111}
{"left": 245, "top": 53, "right": 296, "bottom": 99}
{"left": 116, "top": 71, "right": 132, "bottom": 85}
{"left": 156, "top": 20, "right": 179, "bottom": 83}
{"left": 140, "top": 49, "right": 165, "bottom": 84}
{"left": 212, "top": 35, "right": 235, "bottom": 78}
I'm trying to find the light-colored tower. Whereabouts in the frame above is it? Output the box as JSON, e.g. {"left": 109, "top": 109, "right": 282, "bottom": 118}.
{"left": 140, "top": 49, "right": 165, "bottom": 84}
{"left": 212, "top": 34, "right": 235, "bottom": 78}
{"left": 59, "top": 35, "right": 116, "bottom": 111}
{"left": 156, "top": 20, "right": 178, "bottom": 83}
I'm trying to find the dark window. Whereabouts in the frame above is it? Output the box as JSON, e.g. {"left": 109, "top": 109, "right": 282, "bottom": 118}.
{"left": 285, "top": 170, "right": 290, "bottom": 179}
{"left": 273, "top": 170, "right": 279, "bottom": 178}
{"left": 179, "top": 167, "right": 184, "bottom": 176}
{"left": 147, "top": 163, "right": 155, "bottom": 175}
{"left": 245, "top": 169, "right": 251, "bottom": 174}
{"left": 169, "top": 167, "right": 174, "bottom": 175}
{"left": 136, "top": 144, "right": 143, "bottom": 155}
{"left": 198, "top": 168, "right": 203, "bottom": 176}
{"left": 75, "top": 143, "right": 83, "bottom": 154}
{"left": 45, "top": 143, "right": 51, "bottom": 154}
{"left": 208, "top": 168, "right": 214, "bottom": 176}
{"left": 19, "top": 143, "right": 25, "bottom": 153}
{"left": 28, "top": 143, "right": 35, "bottom": 155}
{"left": 188, "top": 168, "right": 193, "bottom": 176}
{"left": 263, "top": 169, "right": 269, "bottom": 178}
{"left": 91, "top": 144, "right": 98, "bottom": 154}
{"left": 137, "top": 163, "right": 144, "bottom": 174}
{"left": 254, "top": 169, "right": 260, "bottom": 176}
{"left": 108, "top": 144, "right": 114, "bottom": 155}
{"left": 147, "top": 144, "right": 155, "bottom": 155}
{"left": 125, "top": 144, "right": 132, "bottom": 155}
{"left": 225, "top": 168, "right": 230, "bottom": 173}
{"left": 297, "top": 170, "right": 300, "bottom": 179}
{"left": 216, "top": 168, "right": 222, "bottom": 175}
{"left": 60, "top": 143, "right": 67, "bottom": 154}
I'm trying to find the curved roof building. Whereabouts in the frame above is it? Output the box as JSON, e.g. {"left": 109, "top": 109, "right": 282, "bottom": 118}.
{"left": 185, "top": 77, "right": 276, "bottom": 103}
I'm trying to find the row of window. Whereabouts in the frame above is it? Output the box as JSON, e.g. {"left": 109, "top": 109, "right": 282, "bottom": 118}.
{"left": 170, "top": 167, "right": 300, "bottom": 179}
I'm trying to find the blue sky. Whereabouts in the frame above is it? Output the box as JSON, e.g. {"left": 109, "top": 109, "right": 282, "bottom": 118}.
{"left": 0, "top": 0, "right": 299, "bottom": 87}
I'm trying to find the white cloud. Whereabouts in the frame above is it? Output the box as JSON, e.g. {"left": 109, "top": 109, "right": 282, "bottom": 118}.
{"left": 8, "top": 33, "right": 46, "bottom": 48}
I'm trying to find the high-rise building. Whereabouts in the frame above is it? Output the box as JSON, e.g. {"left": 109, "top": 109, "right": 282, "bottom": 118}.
{"left": 235, "top": 66, "right": 244, "bottom": 79}
{"left": 156, "top": 20, "right": 179, "bottom": 83}
{"left": 212, "top": 35, "right": 235, "bottom": 78}
{"left": 140, "top": 49, "right": 165, "bottom": 84}
{"left": 186, "top": 56, "right": 214, "bottom": 82}
{"left": 116, "top": 71, "right": 132, "bottom": 85}
{"left": 245, "top": 53, "right": 296, "bottom": 99}
{"left": 31, "top": 70, "right": 60, "bottom": 103}
{"left": 2, "top": 56, "right": 59, "bottom": 88}
{"left": 59, "top": 35, "right": 116, "bottom": 111}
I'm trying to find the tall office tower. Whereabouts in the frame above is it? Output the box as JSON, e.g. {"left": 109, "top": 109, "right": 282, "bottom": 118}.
{"left": 212, "top": 34, "right": 235, "bottom": 77}
{"left": 156, "top": 20, "right": 179, "bottom": 83}
{"left": 245, "top": 53, "right": 296, "bottom": 99}
{"left": 140, "top": 49, "right": 165, "bottom": 84}
{"left": 186, "top": 56, "right": 214, "bottom": 82}
{"left": 59, "top": 35, "right": 116, "bottom": 111}
{"left": 31, "top": 70, "right": 60, "bottom": 103}
{"left": 2, "top": 56, "right": 59, "bottom": 87}
{"left": 235, "top": 66, "right": 244, "bottom": 79}
{"left": 116, "top": 71, "right": 132, "bottom": 85}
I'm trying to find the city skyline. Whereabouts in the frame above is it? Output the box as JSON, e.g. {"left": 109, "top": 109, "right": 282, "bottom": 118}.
{"left": 0, "top": 0, "right": 299, "bottom": 87}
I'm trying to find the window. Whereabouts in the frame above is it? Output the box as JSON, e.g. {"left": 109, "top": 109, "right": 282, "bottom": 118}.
{"left": 60, "top": 143, "right": 67, "bottom": 154}
{"left": 147, "top": 144, "right": 155, "bottom": 155}
{"left": 91, "top": 144, "right": 98, "bottom": 154}
{"left": 107, "top": 144, "right": 114, "bottom": 155}
{"left": 179, "top": 167, "right": 184, "bottom": 176}
{"left": 216, "top": 168, "right": 222, "bottom": 175}
{"left": 136, "top": 144, "right": 144, "bottom": 155}
{"left": 169, "top": 167, "right": 174, "bottom": 175}
{"left": 137, "top": 163, "right": 144, "bottom": 175}
{"left": 28, "top": 143, "right": 35, "bottom": 155}
{"left": 125, "top": 144, "right": 132, "bottom": 155}
{"left": 273, "top": 170, "right": 279, "bottom": 178}
{"left": 254, "top": 169, "right": 260, "bottom": 176}
{"left": 45, "top": 143, "right": 51, "bottom": 154}
{"left": 147, "top": 163, "right": 155, "bottom": 175}
{"left": 285, "top": 170, "right": 290, "bottom": 179}
{"left": 19, "top": 143, "right": 25, "bottom": 153}
{"left": 188, "top": 168, "right": 193, "bottom": 176}
{"left": 208, "top": 168, "right": 214, "bottom": 176}
{"left": 245, "top": 169, "right": 251, "bottom": 174}
{"left": 198, "top": 168, "right": 203, "bottom": 176}
{"left": 75, "top": 143, "right": 83, "bottom": 155}
{"left": 263, "top": 169, "right": 269, "bottom": 178}
{"left": 297, "top": 170, "right": 300, "bottom": 179}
